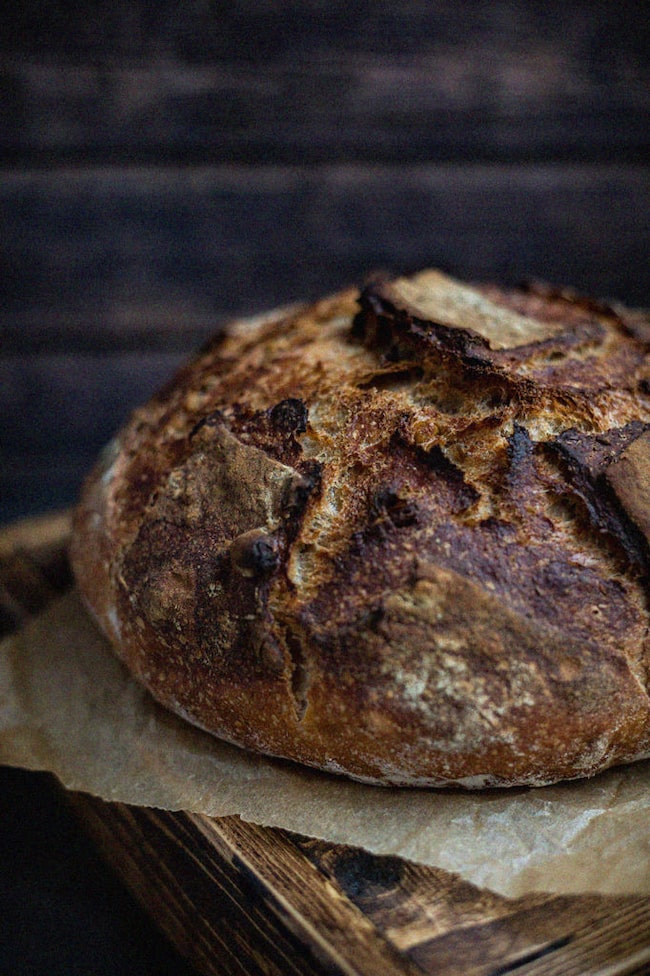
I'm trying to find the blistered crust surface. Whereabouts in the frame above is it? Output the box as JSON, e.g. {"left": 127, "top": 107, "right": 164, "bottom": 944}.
{"left": 71, "top": 271, "right": 650, "bottom": 787}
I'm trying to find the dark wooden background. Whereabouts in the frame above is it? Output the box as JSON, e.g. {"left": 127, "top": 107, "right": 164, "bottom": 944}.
{"left": 2, "top": 0, "right": 649, "bottom": 525}
{"left": 0, "top": 3, "right": 648, "bottom": 973}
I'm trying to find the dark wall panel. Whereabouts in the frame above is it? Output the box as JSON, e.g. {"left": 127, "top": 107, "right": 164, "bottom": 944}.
{"left": 3, "top": 164, "right": 648, "bottom": 353}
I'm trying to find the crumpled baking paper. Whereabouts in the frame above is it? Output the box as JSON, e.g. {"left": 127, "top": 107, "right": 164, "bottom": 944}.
{"left": 1, "top": 588, "right": 648, "bottom": 898}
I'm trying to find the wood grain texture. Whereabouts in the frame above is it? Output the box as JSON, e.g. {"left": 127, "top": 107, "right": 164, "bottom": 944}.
{"left": 0, "top": 352, "right": 185, "bottom": 523}
{"left": 1, "top": 52, "right": 647, "bottom": 166}
{"left": 64, "top": 801, "right": 650, "bottom": 976}
{"left": 4, "top": 164, "right": 649, "bottom": 355}
{"left": 1, "top": 1, "right": 647, "bottom": 106}
{"left": 0, "top": 353, "right": 184, "bottom": 455}
{"left": 1, "top": 511, "right": 649, "bottom": 976}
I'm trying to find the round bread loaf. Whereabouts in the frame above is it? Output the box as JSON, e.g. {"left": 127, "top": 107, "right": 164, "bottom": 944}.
{"left": 71, "top": 269, "right": 650, "bottom": 787}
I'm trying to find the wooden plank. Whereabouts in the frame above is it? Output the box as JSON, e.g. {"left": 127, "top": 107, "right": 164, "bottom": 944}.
{"left": 0, "top": 458, "right": 93, "bottom": 528}
{"left": 1, "top": 166, "right": 316, "bottom": 350}
{"left": 301, "top": 839, "right": 650, "bottom": 976}
{"left": 66, "top": 799, "right": 650, "bottom": 976}
{"left": 0, "top": 352, "right": 182, "bottom": 523}
{"left": 1, "top": 0, "right": 648, "bottom": 74}
{"left": 0, "top": 508, "right": 71, "bottom": 560}
{"left": 0, "top": 509, "right": 71, "bottom": 632}
{"left": 69, "top": 802, "right": 346, "bottom": 976}
{"left": 3, "top": 164, "right": 649, "bottom": 355}
{"left": 66, "top": 796, "right": 650, "bottom": 976}
{"left": 71, "top": 804, "right": 425, "bottom": 976}
{"left": 0, "top": 55, "right": 647, "bottom": 165}
{"left": 0, "top": 352, "right": 183, "bottom": 456}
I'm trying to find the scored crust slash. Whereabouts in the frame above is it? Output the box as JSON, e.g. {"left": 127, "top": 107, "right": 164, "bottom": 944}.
{"left": 70, "top": 269, "right": 650, "bottom": 788}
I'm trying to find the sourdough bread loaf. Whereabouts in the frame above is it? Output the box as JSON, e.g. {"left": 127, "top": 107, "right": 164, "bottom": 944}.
{"left": 70, "top": 270, "right": 650, "bottom": 787}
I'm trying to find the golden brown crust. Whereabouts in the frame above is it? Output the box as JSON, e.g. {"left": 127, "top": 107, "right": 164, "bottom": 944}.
{"left": 70, "top": 271, "right": 650, "bottom": 787}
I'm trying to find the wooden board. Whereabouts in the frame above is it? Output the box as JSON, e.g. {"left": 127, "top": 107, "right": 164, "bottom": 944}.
{"left": 4, "top": 165, "right": 649, "bottom": 352}
{"left": 2, "top": 510, "right": 649, "bottom": 976}
{"left": 1, "top": 1, "right": 648, "bottom": 166}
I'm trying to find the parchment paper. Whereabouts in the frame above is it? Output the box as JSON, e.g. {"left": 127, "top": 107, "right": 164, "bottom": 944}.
{"left": 1, "top": 588, "right": 648, "bottom": 898}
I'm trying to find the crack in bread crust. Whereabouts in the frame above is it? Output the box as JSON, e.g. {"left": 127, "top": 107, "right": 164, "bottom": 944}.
{"left": 71, "top": 272, "right": 650, "bottom": 787}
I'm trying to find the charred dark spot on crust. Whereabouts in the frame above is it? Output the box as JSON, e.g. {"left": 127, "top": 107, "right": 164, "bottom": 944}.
{"left": 546, "top": 423, "right": 650, "bottom": 572}
{"left": 409, "top": 314, "right": 492, "bottom": 363}
{"left": 369, "top": 486, "right": 419, "bottom": 529}
{"left": 553, "top": 423, "right": 648, "bottom": 478}
{"left": 268, "top": 397, "right": 309, "bottom": 435}
{"left": 351, "top": 282, "right": 392, "bottom": 345}
{"left": 283, "top": 459, "right": 323, "bottom": 516}
{"left": 284, "top": 627, "right": 310, "bottom": 720}
{"left": 419, "top": 443, "right": 462, "bottom": 477}
{"left": 508, "top": 423, "right": 532, "bottom": 462}
{"left": 357, "top": 364, "right": 424, "bottom": 390}
{"left": 353, "top": 274, "right": 646, "bottom": 403}
{"left": 502, "top": 424, "right": 538, "bottom": 512}
{"left": 189, "top": 409, "right": 226, "bottom": 440}
{"left": 229, "top": 529, "right": 280, "bottom": 578}
{"left": 415, "top": 442, "right": 481, "bottom": 511}
{"left": 362, "top": 604, "right": 386, "bottom": 632}
{"left": 212, "top": 400, "right": 312, "bottom": 468}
